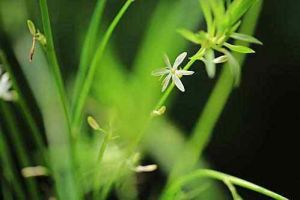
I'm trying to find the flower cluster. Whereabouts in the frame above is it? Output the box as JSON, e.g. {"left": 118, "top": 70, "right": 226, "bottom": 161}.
{"left": 152, "top": 0, "right": 262, "bottom": 93}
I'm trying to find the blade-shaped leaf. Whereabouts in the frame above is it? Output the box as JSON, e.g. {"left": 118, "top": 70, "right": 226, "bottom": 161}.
{"left": 224, "top": 42, "right": 255, "bottom": 53}
{"left": 199, "top": 0, "right": 214, "bottom": 35}
{"left": 225, "top": 0, "right": 258, "bottom": 26}
{"left": 177, "top": 29, "right": 201, "bottom": 44}
{"left": 209, "top": 0, "right": 226, "bottom": 31}
{"left": 230, "top": 32, "right": 262, "bottom": 45}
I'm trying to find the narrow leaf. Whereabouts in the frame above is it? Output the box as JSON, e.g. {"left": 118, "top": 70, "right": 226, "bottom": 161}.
{"left": 225, "top": 0, "right": 257, "bottom": 26}
{"left": 199, "top": 0, "right": 214, "bottom": 35}
{"left": 177, "top": 29, "right": 201, "bottom": 44}
{"left": 230, "top": 32, "right": 262, "bottom": 45}
{"left": 224, "top": 42, "right": 255, "bottom": 54}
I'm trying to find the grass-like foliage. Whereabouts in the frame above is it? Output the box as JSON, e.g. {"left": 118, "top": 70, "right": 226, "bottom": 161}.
{"left": 0, "top": 0, "right": 288, "bottom": 199}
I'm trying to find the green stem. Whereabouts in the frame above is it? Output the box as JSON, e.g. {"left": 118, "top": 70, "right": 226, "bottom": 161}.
{"left": 161, "top": 169, "right": 288, "bottom": 200}
{"left": 72, "top": 0, "right": 134, "bottom": 130}
{"left": 38, "top": 1, "right": 80, "bottom": 199}
{"left": 0, "top": 102, "right": 39, "bottom": 200}
{"left": 0, "top": 51, "right": 46, "bottom": 163}
{"left": 38, "top": 0, "right": 70, "bottom": 121}
{"left": 154, "top": 48, "right": 206, "bottom": 110}
{"left": 72, "top": 0, "right": 107, "bottom": 111}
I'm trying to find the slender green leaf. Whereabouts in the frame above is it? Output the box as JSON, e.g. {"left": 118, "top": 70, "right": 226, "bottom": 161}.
{"left": 230, "top": 32, "right": 262, "bottom": 45}
{"left": 177, "top": 29, "right": 202, "bottom": 44}
{"left": 224, "top": 42, "right": 255, "bottom": 53}
{"left": 209, "top": 0, "right": 226, "bottom": 34}
{"left": 39, "top": 0, "right": 69, "bottom": 116}
{"left": 199, "top": 0, "right": 214, "bottom": 35}
{"left": 162, "top": 169, "right": 288, "bottom": 200}
{"left": 72, "top": 0, "right": 134, "bottom": 129}
{"left": 72, "top": 0, "right": 107, "bottom": 111}
{"left": 225, "top": 0, "right": 258, "bottom": 26}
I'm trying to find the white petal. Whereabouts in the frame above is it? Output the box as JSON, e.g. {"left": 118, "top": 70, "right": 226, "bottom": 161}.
{"left": 213, "top": 55, "right": 228, "bottom": 64}
{"left": 0, "top": 73, "right": 9, "bottom": 84}
{"left": 177, "top": 70, "right": 194, "bottom": 76}
{"left": 2, "top": 92, "right": 13, "bottom": 101}
{"left": 172, "top": 75, "right": 185, "bottom": 92}
{"left": 164, "top": 54, "right": 172, "bottom": 68}
{"left": 173, "top": 52, "right": 187, "bottom": 69}
{"left": 151, "top": 68, "right": 170, "bottom": 76}
{"left": 162, "top": 74, "right": 171, "bottom": 92}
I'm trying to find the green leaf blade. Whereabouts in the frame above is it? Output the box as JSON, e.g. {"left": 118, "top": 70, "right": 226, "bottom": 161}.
{"left": 224, "top": 42, "right": 255, "bottom": 54}
{"left": 177, "top": 29, "right": 200, "bottom": 44}
{"left": 230, "top": 32, "right": 262, "bottom": 45}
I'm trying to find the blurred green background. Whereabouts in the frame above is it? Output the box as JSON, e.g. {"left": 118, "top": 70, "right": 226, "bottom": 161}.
{"left": 0, "top": 0, "right": 298, "bottom": 199}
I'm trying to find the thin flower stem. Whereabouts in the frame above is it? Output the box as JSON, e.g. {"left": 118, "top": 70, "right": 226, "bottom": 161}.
{"left": 72, "top": 0, "right": 107, "bottom": 111}
{"left": 0, "top": 102, "right": 40, "bottom": 200}
{"left": 161, "top": 169, "right": 288, "bottom": 200}
{"left": 72, "top": 0, "right": 134, "bottom": 131}
{"left": 154, "top": 48, "right": 206, "bottom": 110}
{"left": 38, "top": 1, "right": 80, "bottom": 199}
{"left": 38, "top": 0, "right": 70, "bottom": 121}
{"left": 0, "top": 51, "right": 46, "bottom": 163}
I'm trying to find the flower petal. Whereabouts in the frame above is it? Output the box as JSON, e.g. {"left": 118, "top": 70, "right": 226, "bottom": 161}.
{"left": 0, "top": 73, "right": 9, "bottom": 84}
{"left": 177, "top": 70, "right": 194, "bottom": 76}
{"left": 162, "top": 74, "right": 171, "bottom": 92}
{"left": 213, "top": 55, "right": 228, "bottom": 64}
{"left": 151, "top": 68, "right": 169, "bottom": 76}
{"left": 172, "top": 75, "right": 185, "bottom": 92}
{"left": 2, "top": 92, "right": 13, "bottom": 101}
{"left": 173, "top": 52, "right": 187, "bottom": 69}
{"left": 164, "top": 54, "right": 172, "bottom": 68}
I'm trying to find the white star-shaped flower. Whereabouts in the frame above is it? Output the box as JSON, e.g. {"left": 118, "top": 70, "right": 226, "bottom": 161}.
{"left": 0, "top": 67, "right": 15, "bottom": 101}
{"left": 152, "top": 52, "right": 194, "bottom": 92}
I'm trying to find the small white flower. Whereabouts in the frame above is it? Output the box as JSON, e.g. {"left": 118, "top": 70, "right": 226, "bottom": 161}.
{"left": 152, "top": 52, "right": 194, "bottom": 92}
{"left": 0, "top": 67, "right": 15, "bottom": 101}
{"left": 135, "top": 164, "right": 158, "bottom": 173}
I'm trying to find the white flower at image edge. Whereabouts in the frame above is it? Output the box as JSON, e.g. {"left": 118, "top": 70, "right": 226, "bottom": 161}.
{"left": 152, "top": 52, "right": 194, "bottom": 92}
{"left": 0, "top": 67, "right": 14, "bottom": 101}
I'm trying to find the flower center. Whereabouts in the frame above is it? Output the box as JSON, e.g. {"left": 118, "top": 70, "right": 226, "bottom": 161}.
{"left": 171, "top": 68, "right": 176, "bottom": 74}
